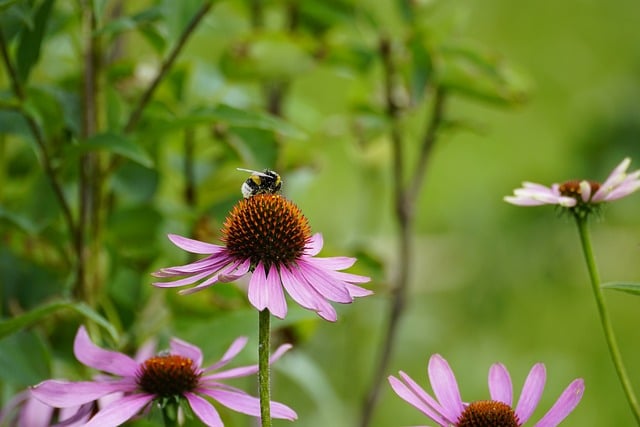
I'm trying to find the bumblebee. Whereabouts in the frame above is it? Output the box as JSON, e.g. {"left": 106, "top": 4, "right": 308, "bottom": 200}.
{"left": 237, "top": 168, "right": 282, "bottom": 198}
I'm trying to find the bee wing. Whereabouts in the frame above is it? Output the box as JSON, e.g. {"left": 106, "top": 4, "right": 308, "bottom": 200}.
{"left": 236, "top": 167, "right": 269, "bottom": 177}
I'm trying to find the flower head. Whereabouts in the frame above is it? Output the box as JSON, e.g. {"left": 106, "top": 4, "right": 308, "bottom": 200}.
{"left": 504, "top": 158, "right": 640, "bottom": 217}
{"left": 152, "top": 193, "right": 372, "bottom": 321}
{"left": 31, "top": 326, "right": 296, "bottom": 427}
{"left": 388, "top": 354, "right": 584, "bottom": 427}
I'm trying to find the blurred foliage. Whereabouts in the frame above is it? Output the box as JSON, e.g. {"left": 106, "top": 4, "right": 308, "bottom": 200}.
{"left": 1, "top": 0, "right": 639, "bottom": 426}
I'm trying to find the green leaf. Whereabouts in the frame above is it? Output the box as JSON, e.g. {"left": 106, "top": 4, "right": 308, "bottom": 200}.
{"left": 436, "top": 40, "right": 530, "bottom": 106}
{"left": 0, "top": 330, "right": 50, "bottom": 385}
{"left": 601, "top": 282, "right": 640, "bottom": 296}
{"left": 169, "top": 105, "right": 306, "bottom": 139}
{"left": 0, "top": 300, "right": 118, "bottom": 341}
{"left": 72, "top": 132, "right": 154, "bottom": 168}
{"left": 16, "top": 0, "right": 55, "bottom": 83}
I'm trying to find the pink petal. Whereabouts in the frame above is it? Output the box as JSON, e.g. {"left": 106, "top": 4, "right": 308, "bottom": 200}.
{"left": 218, "top": 259, "right": 251, "bottom": 282}
{"left": 305, "top": 256, "right": 356, "bottom": 270}
{"left": 151, "top": 270, "right": 211, "bottom": 287}
{"left": 427, "top": 354, "right": 464, "bottom": 421}
{"left": 200, "top": 388, "right": 297, "bottom": 420}
{"left": 533, "top": 379, "right": 584, "bottom": 427}
{"left": 203, "top": 337, "right": 248, "bottom": 373}
{"left": 280, "top": 265, "right": 338, "bottom": 321}
{"left": 305, "top": 233, "right": 323, "bottom": 256}
{"left": 388, "top": 374, "right": 450, "bottom": 425}
{"left": 176, "top": 260, "right": 247, "bottom": 295}
{"left": 488, "top": 363, "right": 513, "bottom": 406}
{"left": 21, "top": 393, "right": 54, "bottom": 427}
{"left": 263, "top": 264, "right": 288, "bottom": 319}
{"left": 153, "top": 254, "right": 232, "bottom": 276}
{"left": 30, "top": 380, "right": 135, "bottom": 408}
{"left": 170, "top": 337, "right": 203, "bottom": 367}
{"left": 167, "top": 234, "right": 224, "bottom": 254}
{"left": 204, "top": 344, "right": 292, "bottom": 381}
{"left": 134, "top": 338, "right": 157, "bottom": 362}
{"left": 344, "top": 283, "right": 374, "bottom": 298}
{"left": 296, "top": 261, "right": 352, "bottom": 303}
{"left": 84, "top": 394, "right": 153, "bottom": 427}
{"left": 184, "top": 392, "right": 223, "bottom": 427}
{"left": 248, "top": 262, "right": 270, "bottom": 311}
{"left": 504, "top": 196, "right": 549, "bottom": 206}
{"left": 329, "top": 270, "right": 372, "bottom": 284}
{"left": 73, "top": 326, "right": 138, "bottom": 377}
{"left": 579, "top": 180, "right": 592, "bottom": 202}
{"left": 515, "top": 363, "right": 546, "bottom": 424}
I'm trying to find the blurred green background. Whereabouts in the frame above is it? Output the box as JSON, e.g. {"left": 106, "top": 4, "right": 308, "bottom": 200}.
{"left": 1, "top": 0, "right": 640, "bottom": 426}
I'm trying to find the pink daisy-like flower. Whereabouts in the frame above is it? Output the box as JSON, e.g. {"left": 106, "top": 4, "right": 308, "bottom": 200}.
{"left": 388, "top": 354, "right": 584, "bottom": 427}
{"left": 152, "top": 193, "right": 372, "bottom": 321}
{"left": 504, "top": 158, "right": 640, "bottom": 213}
{"left": 30, "top": 326, "right": 296, "bottom": 427}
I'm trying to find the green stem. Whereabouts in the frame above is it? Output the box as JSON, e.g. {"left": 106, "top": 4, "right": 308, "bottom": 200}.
{"left": 258, "top": 309, "right": 272, "bottom": 427}
{"left": 574, "top": 215, "right": 640, "bottom": 423}
{"left": 161, "top": 401, "right": 179, "bottom": 427}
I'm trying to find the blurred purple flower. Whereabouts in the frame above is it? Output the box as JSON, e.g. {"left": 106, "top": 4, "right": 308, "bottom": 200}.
{"left": 0, "top": 389, "right": 91, "bottom": 427}
{"left": 152, "top": 194, "right": 372, "bottom": 321}
{"left": 504, "top": 157, "right": 640, "bottom": 210}
{"left": 31, "top": 326, "right": 296, "bottom": 427}
{"left": 389, "top": 354, "right": 584, "bottom": 427}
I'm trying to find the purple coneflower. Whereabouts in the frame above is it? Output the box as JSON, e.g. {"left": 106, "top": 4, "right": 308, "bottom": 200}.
{"left": 389, "top": 354, "right": 584, "bottom": 427}
{"left": 504, "top": 157, "right": 640, "bottom": 216}
{"left": 30, "top": 326, "right": 296, "bottom": 427}
{"left": 152, "top": 193, "right": 372, "bottom": 321}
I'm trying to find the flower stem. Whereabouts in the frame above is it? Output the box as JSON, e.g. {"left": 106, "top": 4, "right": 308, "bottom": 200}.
{"left": 258, "top": 308, "right": 272, "bottom": 427}
{"left": 161, "top": 401, "right": 179, "bottom": 427}
{"left": 574, "top": 215, "right": 640, "bottom": 423}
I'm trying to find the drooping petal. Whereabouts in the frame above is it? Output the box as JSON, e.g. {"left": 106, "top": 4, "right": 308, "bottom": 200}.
{"left": 247, "top": 261, "right": 270, "bottom": 311}
{"left": 184, "top": 392, "right": 223, "bottom": 427}
{"left": 153, "top": 254, "right": 232, "bottom": 277}
{"left": 344, "top": 283, "right": 374, "bottom": 298}
{"left": 515, "top": 363, "right": 546, "bottom": 424}
{"left": 203, "top": 387, "right": 297, "bottom": 420}
{"left": 305, "top": 256, "right": 356, "bottom": 270}
{"left": 296, "top": 261, "right": 352, "bottom": 303}
{"left": 151, "top": 270, "right": 211, "bottom": 287}
{"left": 388, "top": 375, "right": 450, "bottom": 426}
{"left": 73, "top": 326, "right": 138, "bottom": 377}
{"left": 305, "top": 233, "right": 323, "bottom": 256}
{"left": 328, "top": 270, "right": 372, "bottom": 284}
{"left": 278, "top": 265, "right": 321, "bottom": 311}
{"left": 167, "top": 234, "right": 225, "bottom": 254}
{"left": 488, "top": 363, "right": 513, "bottom": 406}
{"left": 20, "top": 393, "right": 55, "bottom": 427}
{"left": 263, "top": 264, "right": 288, "bottom": 319}
{"left": 30, "top": 380, "right": 135, "bottom": 408}
{"left": 533, "top": 379, "right": 585, "bottom": 427}
{"left": 177, "top": 259, "right": 248, "bottom": 295}
{"left": 203, "top": 337, "right": 248, "bottom": 373}
{"left": 83, "top": 393, "right": 153, "bottom": 427}
{"left": 218, "top": 259, "right": 251, "bottom": 282}
{"left": 170, "top": 337, "right": 203, "bottom": 368}
{"left": 427, "top": 354, "right": 464, "bottom": 421}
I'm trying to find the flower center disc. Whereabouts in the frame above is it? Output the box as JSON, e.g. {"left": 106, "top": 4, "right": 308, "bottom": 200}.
{"left": 138, "top": 355, "right": 200, "bottom": 397}
{"left": 456, "top": 400, "right": 520, "bottom": 427}
{"left": 558, "top": 179, "right": 601, "bottom": 200}
{"left": 222, "top": 194, "right": 311, "bottom": 268}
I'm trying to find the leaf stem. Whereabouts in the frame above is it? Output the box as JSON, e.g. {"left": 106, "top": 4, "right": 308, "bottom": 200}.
{"left": 258, "top": 309, "right": 272, "bottom": 427}
{"left": 574, "top": 215, "right": 640, "bottom": 423}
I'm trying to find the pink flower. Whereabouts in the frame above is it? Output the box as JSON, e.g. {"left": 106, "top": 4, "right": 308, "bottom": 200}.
{"left": 389, "top": 354, "right": 584, "bottom": 427}
{"left": 152, "top": 194, "right": 372, "bottom": 321}
{"left": 31, "top": 326, "right": 296, "bottom": 427}
{"left": 0, "top": 389, "right": 91, "bottom": 427}
{"left": 504, "top": 157, "right": 640, "bottom": 210}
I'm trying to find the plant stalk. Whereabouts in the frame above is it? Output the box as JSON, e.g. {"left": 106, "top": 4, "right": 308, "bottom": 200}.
{"left": 258, "top": 308, "right": 272, "bottom": 427}
{"left": 574, "top": 215, "right": 640, "bottom": 423}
